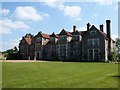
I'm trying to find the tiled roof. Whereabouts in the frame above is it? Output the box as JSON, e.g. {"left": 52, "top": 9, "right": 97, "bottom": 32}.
{"left": 25, "top": 38, "right": 32, "bottom": 45}
{"left": 36, "top": 31, "right": 50, "bottom": 39}
{"left": 59, "top": 29, "right": 72, "bottom": 37}
{"left": 66, "top": 32, "right": 72, "bottom": 36}
{"left": 41, "top": 33, "right": 50, "bottom": 39}
{"left": 50, "top": 32, "right": 58, "bottom": 38}
{"left": 20, "top": 34, "right": 34, "bottom": 45}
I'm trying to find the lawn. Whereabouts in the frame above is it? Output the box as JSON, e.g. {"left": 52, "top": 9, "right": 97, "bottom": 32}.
{"left": 2, "top": 62, "right": 119, "bottom": 88}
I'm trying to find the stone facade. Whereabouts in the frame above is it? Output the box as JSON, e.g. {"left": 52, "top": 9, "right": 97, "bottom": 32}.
{"left": 19, "top": 20, "right": 115, "bottom": 61}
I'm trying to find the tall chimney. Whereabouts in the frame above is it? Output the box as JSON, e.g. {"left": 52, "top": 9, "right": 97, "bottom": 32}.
{"left": 73, "top": 25, "right": 76, "bottom": 32}
{"left": 106, "top": 20, "right": 111, "bottom": 60}
{"left": 100, "top": 24, "right": 104, "bottom": 32}
{"left": 87, "top": 23, "right": 90, "bottom": 31}
{"left": 106, "top": 20, "right": 111, "bottom": 39}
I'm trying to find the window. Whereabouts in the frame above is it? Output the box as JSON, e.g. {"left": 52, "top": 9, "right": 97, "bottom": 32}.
{"left": 59, "top": 36, "right": 66, "bottom": 41}
{"left": 50, "top": 37, "right": 55, "bottom": 42}
{"left": 74, "top": 35, "right": 80, "bottom": 41}
{"left": 90, "top": 31, "right": 96, "bottom": 36}
{"left": 36, "top": 43, "right": 41, "bottom": 49}
{"left": 88, "top": 39, "right": 99, "bottom": 46}
{"left": 88, "top": 39, "right": 93, "bottom": 46}
{"left": 88, "top": 49, "right": 99, "bottom": 60}
{"left": 37, "top": 37, "right": 41, "bottom": 40}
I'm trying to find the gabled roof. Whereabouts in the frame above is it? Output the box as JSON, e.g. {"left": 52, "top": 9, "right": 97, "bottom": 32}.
{"left": 20, "top": 34, "right": 34, "bottom": 45}
{"left": 35, "top": 31, "right": 50, "bottom": 39}
{"left": 24, "top": 37, "right": 32, "bottom": 45}
{"left": 89, "top": 25, "right": 98, "bottom": 30}
{"left": 87, "top": 25, "right": 108, "bottom": 39}
{"left": 50, "top": 32, "right": 58, "bottom": 38}
{"left": 59, "top": 29, "right": 72, "bottom": 37}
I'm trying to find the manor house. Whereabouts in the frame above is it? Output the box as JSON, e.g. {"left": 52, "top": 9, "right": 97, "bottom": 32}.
{"left": 19, "top": 20, "right": 115, "bottom": 61}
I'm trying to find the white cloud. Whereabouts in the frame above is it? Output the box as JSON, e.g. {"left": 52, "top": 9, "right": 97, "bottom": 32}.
{"left": 0, "top": 9, "right": 9, "bottom": 16}
{"left": 13, "top": 6, "right": 49, "bottom": 21}
{"left": 111, "top": 34, "right": 118, "bottom": 40}
{"left": 1, "top": 38, "right": 21, "bottom": 51}
{"left": 42, "top": 13, "right": 50, "bottom": 17}
{"left": 43, "top": 1, "right": 81, "bottom": 20}
{"left": 43, "top": 0, "right": 59, "bottom": 7}
{"left": 43, "top": 0, "right": 64, "bottom": 10}
{"left": 95, "top": 0, "right": 113, "bottom": 5}
{"left": 63, "top": 6, "right": 81, "bottom": 20}
{"left": 0, "top": 19, "right": 30, "bottom": 34}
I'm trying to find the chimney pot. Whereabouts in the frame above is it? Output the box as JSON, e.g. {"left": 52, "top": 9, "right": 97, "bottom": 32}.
{"left": 73, "top": 25, "right": 76, "bottom": 32}
{"left": 87, "top": 23, "right": 91, "bottom": 31}
{"left": 100, "top": 24, "right": 104, "bottom": 32}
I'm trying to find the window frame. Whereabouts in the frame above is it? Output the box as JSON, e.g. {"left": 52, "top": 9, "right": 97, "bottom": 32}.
{"left": 90, "top": 31, "right": 96, "bottom": 36}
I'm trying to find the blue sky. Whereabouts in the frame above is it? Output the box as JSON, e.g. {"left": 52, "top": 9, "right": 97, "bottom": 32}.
{"left": 0, "top": 0, "right": 119, "bottom": 51}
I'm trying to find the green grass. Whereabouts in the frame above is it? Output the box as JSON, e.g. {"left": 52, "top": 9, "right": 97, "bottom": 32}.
{"left": 2, "top": 62, "right": 119, "bottom": 88}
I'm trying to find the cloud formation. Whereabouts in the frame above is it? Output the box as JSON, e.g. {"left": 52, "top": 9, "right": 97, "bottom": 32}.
{"left": 1, "top": 38, "right": 21, "bottom": 51}
{"left": 0, "top": 9, "right": 10, "bottom": 16}
{"left": 63, "top": 6, "right": 81, "bottom": 20}
{"left": 13, "top": 6, "right": 49, "bottom": 21}
{"left": 95, "top": 0, "right": 113, "bottom": 5}
{"left": 0, "top": 19, "right": 30, "bottom": 34}
{"left": 43, "top": 0, "right": 81, "bottom": 20}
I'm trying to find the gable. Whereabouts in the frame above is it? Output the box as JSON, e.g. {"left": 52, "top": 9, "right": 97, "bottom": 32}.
{"left": 82, "top": 25, "right": 108, "bottom": 40}
{"left": 59, "top": 29, "right": 72, "bottom": 37}
{"left": 35, "top": 32, "right": 50, "bottom": 39}
{"left": 89, "top": 25, "right": 98, "bottom": 31}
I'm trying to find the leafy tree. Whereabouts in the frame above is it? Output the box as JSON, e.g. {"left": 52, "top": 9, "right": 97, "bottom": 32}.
{"left": 13, "top": 46, "right": 18, "bottom": 52}
{"left": 2, "top": 46, "right": 18, "bottom": 58}
{"left": 115, "top": 38, "right": 120, "bottom": 59}
{"left": 111, "top": 48, "right": 117, "bottom": 62}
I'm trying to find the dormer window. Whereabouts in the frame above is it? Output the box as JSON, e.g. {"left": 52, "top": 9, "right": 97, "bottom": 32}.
{"left": 90, "top": 31, "right": 96, "bottom": 36}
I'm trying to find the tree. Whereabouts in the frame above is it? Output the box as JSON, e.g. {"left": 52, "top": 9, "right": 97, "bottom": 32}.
{"left": 115, "top": 38, "right": 120, "bottom": 59}
{"left": 111, "top": 48, "right": 117, "bottom": 62}
{"left": 13, "top": 46, "right": 18, "bottom": 52}
{"left": 2, "top": 46, "right": 19, "bottom": 58}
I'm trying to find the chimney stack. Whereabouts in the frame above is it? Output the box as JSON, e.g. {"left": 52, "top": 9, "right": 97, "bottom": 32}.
{"left": 106, "top": 20, "right": 111, "bottom": 39}
{"left": 87, "top": 23, "right": 91, "bottom": 31}
{"left": 106, "top": 20, "right": 111, "bottom": 60}
{"left": 73, "top": 25, "right": 76, "bottom": 32}
{"left": 100, "top": 24, "right": 104, "bottom": 32}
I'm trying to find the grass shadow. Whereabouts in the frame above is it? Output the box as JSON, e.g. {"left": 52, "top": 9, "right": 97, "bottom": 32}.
{"left": 111, "top": 75, "right": 120, "bottom": 79}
